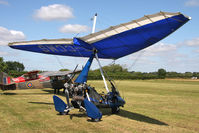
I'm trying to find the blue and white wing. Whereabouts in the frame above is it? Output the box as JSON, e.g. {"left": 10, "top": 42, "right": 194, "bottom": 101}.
{"left": 9, "top": 12, "right": 190, "bottom": 59}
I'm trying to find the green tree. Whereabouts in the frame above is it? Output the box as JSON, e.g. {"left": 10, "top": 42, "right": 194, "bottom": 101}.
{"left": 102, "top": 64, "right": 128, "bottom": 73}
{"left": 0, "top": 57, "right": 8, "bottom": 72}
{"left": 59, "top": 68, "right": 70, "bottom": 71}
{"left": 193, "top": 72, "right": 199, "bottom": 78}
{"left": 158, "top": 68, "right": 166, "bottom": 79}
{"left": 131, "top": 72, "right": 143, "bottom": 79}
{"left": 5, "top": 61, "right": 25, "bottom": 72}
{"left": 184, "top": 72, "right": 193, "bottom": 78}
{"left": 166, "top": 72, "right": 178, "bottom": 78}
{"left": 8, "top": 70, "right": 27, "bottom": 78}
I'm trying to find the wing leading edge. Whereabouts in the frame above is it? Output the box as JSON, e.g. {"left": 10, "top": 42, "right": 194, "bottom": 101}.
{"left": 9, "top": 11, "right": 190, "bottom": 59}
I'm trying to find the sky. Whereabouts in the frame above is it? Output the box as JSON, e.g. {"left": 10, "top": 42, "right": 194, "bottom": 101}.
{"left": 0, "top": 0, "right": 199, "bottom": 72}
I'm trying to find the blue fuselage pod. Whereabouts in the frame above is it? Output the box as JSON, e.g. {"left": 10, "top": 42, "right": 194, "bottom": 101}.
{"left": 106, "top": 92, "right": 125, "bottom": 108}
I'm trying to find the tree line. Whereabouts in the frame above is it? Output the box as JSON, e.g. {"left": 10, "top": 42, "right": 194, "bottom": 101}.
{"left": 87, "top": 64, "right": 199, "bottom": 80}
{"left": 1, "top": 57, "right": 199, "bottom": 79}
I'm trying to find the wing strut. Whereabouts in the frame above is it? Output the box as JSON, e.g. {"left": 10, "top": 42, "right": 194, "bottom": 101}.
{"left": 95, "top": 52, "right": 110, "bottom": 92}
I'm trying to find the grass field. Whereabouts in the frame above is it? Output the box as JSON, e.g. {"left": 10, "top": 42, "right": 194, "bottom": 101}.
{"left": 0, "top": 79, "right": 199, "bottom": 133}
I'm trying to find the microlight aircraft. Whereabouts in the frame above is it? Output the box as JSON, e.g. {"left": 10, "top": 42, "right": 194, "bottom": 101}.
{"left": 9, "top": 12, "right": 190, "bottom": 121}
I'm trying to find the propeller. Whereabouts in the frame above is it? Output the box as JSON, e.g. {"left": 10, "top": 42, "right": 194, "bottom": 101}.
{"left": 67, "top": 64, "right": 79, "bottom": 82}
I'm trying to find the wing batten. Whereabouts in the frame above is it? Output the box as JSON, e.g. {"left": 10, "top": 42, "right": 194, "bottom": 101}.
{"left": 81, "top": 12, "right": 188, "bottom": 44}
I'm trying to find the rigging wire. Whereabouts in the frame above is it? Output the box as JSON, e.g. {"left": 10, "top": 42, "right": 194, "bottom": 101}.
{"left": 97, "top": 14, "right": 151, "bottom": 90}
{"left": 54, "top": 55, "right": 65, "bottom": 69}
{"left": 127, "top": 50, "right": 145, "bottom": 71}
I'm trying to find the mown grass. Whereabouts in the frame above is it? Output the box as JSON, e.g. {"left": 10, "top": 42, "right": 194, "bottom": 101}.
{"left": 0, "top": 79, "right": 199, "bottom": 133}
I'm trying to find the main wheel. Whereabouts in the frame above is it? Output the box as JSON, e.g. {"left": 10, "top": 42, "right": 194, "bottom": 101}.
{"left": 91, "top": 118, "right": 101, "bottom": 122}
{"left": 111, "top": 107, "right": 120, "bottom": 114}
{"left": 59, "top": 110, "right": 70, "bottom": 115}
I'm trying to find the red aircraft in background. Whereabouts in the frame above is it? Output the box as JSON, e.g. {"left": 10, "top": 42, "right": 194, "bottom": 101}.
{"left": 12, "top": 71, "right": 50, "bottom": 83}
{"left": 1, "top": 69, "right": 80, "bottom": 91}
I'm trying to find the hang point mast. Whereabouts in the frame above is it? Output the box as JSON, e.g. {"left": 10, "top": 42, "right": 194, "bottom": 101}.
{"left": 92, "top": 13, "right": 97, "bottom": 34}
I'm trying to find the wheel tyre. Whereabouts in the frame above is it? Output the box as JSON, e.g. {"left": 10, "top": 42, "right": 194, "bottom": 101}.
{"left": 65, "top": 110, "right": 70, "bottom": 115}
{"left": 112, "top": 107, "right": 120, "bottom": 114}
{"left": 59, "top": 112, "right": 64, "bottom": 115}
{"left": 91, "top": 118, "right": 100, "bottom": 122}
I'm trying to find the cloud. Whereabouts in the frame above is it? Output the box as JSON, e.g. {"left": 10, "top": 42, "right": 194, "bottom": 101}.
{"left": 180, "top": 37, "right": 199, "bottom": 47}
{"left": 128, "top": 43, "right": 178, "bottom": 64}
{"left": 0, "top": 50, "right": 8, "bottom": 56}
{"left": 34, "top": 4, "right": 74, "bottom": 21}
{"left": 142, "top": 42, "right": 177, "bottom": 56}
{"left": 0, "top": 26, "right": 25, "bottom": 46}
{"left": 185, "top": 0, "right": 199, "bottom": 7}
{"left": 59, "top": 24, "right": 90, "bottom": 33}
{"left": 0, "top": 0, "right": 8, "bottom": 5}
{"left": 125, "top": 42, "right": 190, "bottom": 72}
